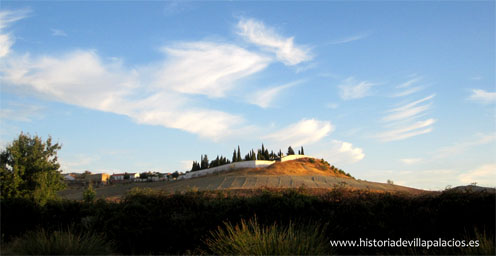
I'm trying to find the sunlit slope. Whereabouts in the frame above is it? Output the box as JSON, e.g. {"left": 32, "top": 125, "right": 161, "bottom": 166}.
{"left": 60, "top": 159, "right": 424, "bottom": 200}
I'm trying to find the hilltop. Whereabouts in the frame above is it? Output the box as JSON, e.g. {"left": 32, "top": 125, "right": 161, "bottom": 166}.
{"left": 59, "top": 158, "right": 424, "bottom": 200}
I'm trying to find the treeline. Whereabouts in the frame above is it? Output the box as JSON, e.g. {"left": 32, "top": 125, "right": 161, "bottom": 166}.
{"left": 191, "top": 144, "right": 305, "bottom": 172}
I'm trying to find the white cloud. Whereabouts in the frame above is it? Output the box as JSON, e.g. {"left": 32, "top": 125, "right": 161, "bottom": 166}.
{"left": 0, "top": 49, "right": 248, "bottom": 140}
{"left": 338, "top": 77, "right": 376, "bottom": 100}
{"left": 459, "top": 163, "right": 496, "bottom": 187}
{"left": 249, "top": 80, "right": 301, "bottom": 108}
{"left": 376, "top": 118, "right": 436, "bottom": 142}
{"left": 264, "top": 119, "right": 334, "bottom": 147}
{"left": 328, "top": 31, "right": 371, "bottom": 45}
{"left": 0, "top": 102, "right": 44, "bottom": 122}
{"left": 317, "top": 140, "right": 365, "bottom": 165}
{"left": 400, "top": 158, "right": 422, "bottom": 165}
{"left": 382, "top": 94, "right": 435, "bottom": 122}
{"left": 0, "top": 9, "right": 30, "bottom": 58}
{"left": 180, "top": 160, "right": 194, "bottom": 171}
{"left": 397, "top": 77, "right": 422, "bottom": 88}
{"left": 154, "top": 42, "right": 270, "bottom": 97}
{"left": 435, "top": 133, "right": 496, "bottom": 158}
{"left": 468, "top": 89, "right": 496, "bottom": 104}
{"left": 51, "top": 28, "right": 67, "bottom": 37}
{"left": 237, "top": 18, "right": 311, "bottom": 66}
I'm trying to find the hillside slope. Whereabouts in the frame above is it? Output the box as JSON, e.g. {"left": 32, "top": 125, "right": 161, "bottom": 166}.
{"left": 60, "top": 159, "right": 425, "bottom": 200}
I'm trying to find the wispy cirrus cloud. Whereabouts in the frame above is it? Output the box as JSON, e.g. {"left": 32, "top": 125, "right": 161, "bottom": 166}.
{"left": 328, "top": 31, "right": 371, "bottom": 45}
{"left": 51, "top": 28, "right": 67, "bottom": 37}
{"left": 264, "top": 119, "right": 334, "bottom": 147}
{"left": 468, "top": 89, "right": 496, "bottom": 104}
{"left": 400, "top": 158, "right": 422, "bottom": 165}
{"left": 0, "top": 47, "right": 250, "bottom": 140}
{"left": 458, "top": 163, "right": 496, "bottom": 187}
{"left": 338, "top": 77, "right": 376, "bottom": 100}
{"left": 249, "top": 80, "right": 302, "bottom": 108}
{"left": 376, "top": 77, "right": 436, "bottom": 142}
{"left": 154, "top": 42, "right": 270, "bottom": 98}
{"left": 0, "top": 9, "right": 30, "bottom": 58}
{"left": 435, "top": 133, "right": 496, "bottom": 158}
{"left": 377, "top": 118, "right": 436, "bottom": 142}
{"left": 382, "top": 94, "right": 435, "bottom": 122}
{"left": 237, "top": 18, "right": 312, "bottom": 66}
{"left": 0, "top": 102, "right": 44, "bottom": 122}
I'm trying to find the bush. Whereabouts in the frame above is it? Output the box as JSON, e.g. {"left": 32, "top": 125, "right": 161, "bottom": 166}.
{"left": 204, "top": 217, "right": 332, "bottom": 255}
{"left": 6, "top": 228, "right": 114, "bottom": 255}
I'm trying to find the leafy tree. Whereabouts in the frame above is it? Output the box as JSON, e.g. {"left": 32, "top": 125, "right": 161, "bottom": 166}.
{"left": 124, "top": 173, "right": 130, "bottom": 180}
{"left": 0, "top": 133, "right": 65, "bottom": 205}
{"left": 287, "top": 146, "right": 295, "bottom": 155}
{"left": 83, "top": 182, "right": 96, "bottom": 203}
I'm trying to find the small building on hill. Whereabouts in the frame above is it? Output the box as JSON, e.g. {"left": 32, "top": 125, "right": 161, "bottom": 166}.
{"left": 85, "top": 173, "right": 110, "bottom": 184}
{"left": 111, "top": 173, "right": 139, "bottom": 181}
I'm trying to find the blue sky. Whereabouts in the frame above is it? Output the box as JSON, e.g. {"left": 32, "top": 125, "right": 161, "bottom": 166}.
{"left": 1, "top": 1, "right": 494, "bottom": 190}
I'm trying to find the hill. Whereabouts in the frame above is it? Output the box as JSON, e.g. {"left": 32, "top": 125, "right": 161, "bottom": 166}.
{"left": 59, "top": 158, "right": 425, "bottom": 200}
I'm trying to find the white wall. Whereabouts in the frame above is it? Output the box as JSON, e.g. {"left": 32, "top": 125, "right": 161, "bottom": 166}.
{"left": 182, "top": 160, "right": 275, "bottom": 179}
{"left": 180, "top": 155, "right": 315, "bottom": 180}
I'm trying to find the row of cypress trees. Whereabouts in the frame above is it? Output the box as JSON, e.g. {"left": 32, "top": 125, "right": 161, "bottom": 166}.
{"left": 191, "top": 144, "right": 305, "bottom": 172}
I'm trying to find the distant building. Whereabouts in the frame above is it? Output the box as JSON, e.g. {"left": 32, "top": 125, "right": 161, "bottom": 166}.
{"left": 63, "top": 174, "right": 76, "bottom": 181}
{"left": 84, "top": 173, "right": 110, "bottom": 184}
{"left": 111, "top": 173, "right": 139, "bottom": 181}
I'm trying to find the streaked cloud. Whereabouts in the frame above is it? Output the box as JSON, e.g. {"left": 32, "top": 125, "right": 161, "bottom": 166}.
{"left": 400, "top": 158, "right": 422, "bottom": 165}
{"left": 458, "top": 163, "right": 496, "bottom": 187}
{"left": 377, "top": 77, "right": 436, "bottom": 142}
{"left": 377, "top": 118, "right": 436, "bottom": 142}
{"left": 328, "top": 31, "right": 371, "bottom": 45}
{"left": 338, "top": 77, "right": 376, "bottom": 100}
{"left": 51, "top": 28, "right": 67, "bottom": 37}
{"left": 0, "top": 102, "right": 44, "bottom": 122}
{"left": 468, "top": 89, "right": 496, "bottom": 104}
{"left": 237, "top": 18, "right": 311, "bottom": 66}
{"left": 264, "top": 119, "right": 334, "bottom": 147}
{"left": 0, "top": 49, "right": 247, "bottom": 140}
{"left": 249, "top": 80, "right": 302, "bottom": 108}
{"left": 0, "top": 9, "right": 30, "bottom": 58}
{"left": 435, "top": 133, "right": 496, "bottom": 158}
{"left": 155, "top": 42, "right": 270, "bottom": 98}
{"left": 317, "top": 140, "right": 365, "bottom": 165}
{"left": 382, "top": 94, "right": 435, "bottom": 122}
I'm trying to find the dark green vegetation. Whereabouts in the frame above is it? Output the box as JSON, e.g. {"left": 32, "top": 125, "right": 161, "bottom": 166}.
{"left": 2, "top": 189, "right": 494, "bottom": 255}
{"left": 0, "top": 133, "right": 65, "bottom": 206}
{"left": 204, "top": 217, "right": 331, "bottom": 255}
{"left": 4, "top": 229, "right": 114, "bottom": 255}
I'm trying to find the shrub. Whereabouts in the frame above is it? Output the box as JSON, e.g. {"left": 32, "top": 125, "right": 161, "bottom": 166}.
{"left": 6, "top": 228, "right": 114, "bottom": 255}
{"left": 83, "top": 183, "right": 96, "bottom": 203}
{"left": 204, "top": 217, "right": 332, "bottom": 255}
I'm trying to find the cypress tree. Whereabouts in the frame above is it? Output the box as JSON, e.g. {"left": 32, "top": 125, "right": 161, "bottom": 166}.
{"left": 301, "top": 146, "right": 305, "bottom": 155}
{"left": 237, "top": 145, "right": 242, "bottom": 162}
{"left": 287, "top": 146, "right": 295, "bottom": 155}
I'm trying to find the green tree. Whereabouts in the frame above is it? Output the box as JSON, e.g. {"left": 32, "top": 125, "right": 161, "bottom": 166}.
{"left": 237, "top": 145, "right": 242, "bottom": 162}
{"left": 287, "top": 146, "right": 295, "bottom": 155}
{"left": 83, "top": 182, "right": 96, "bottom": 203}
{"left": 0, "top": 133, "right": 65, "bottom": 205}
{"left": 300, "top": 146, "right": 304, "bottom": 155}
